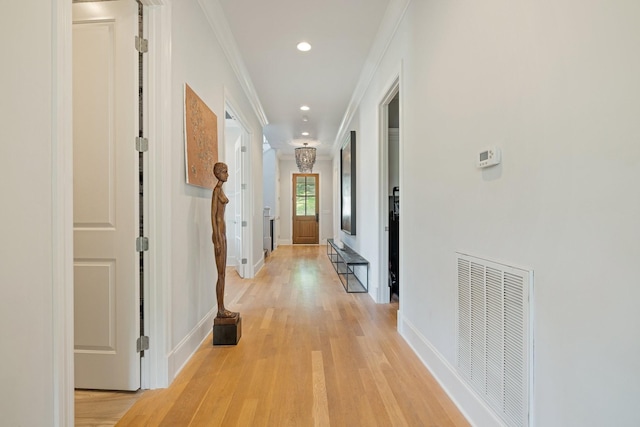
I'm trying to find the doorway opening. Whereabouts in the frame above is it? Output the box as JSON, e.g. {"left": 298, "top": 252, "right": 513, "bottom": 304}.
{"left": 379, "top": 77, "right": 400, "bottom": 304}
{"left": 224, "top": 104, "right": 251, "bottom": 278}
{"left": 387, "top": 94, "right": 400, "bottom": 301}
{"left": 72, "top": 0, "right": 142, "bottom": 392}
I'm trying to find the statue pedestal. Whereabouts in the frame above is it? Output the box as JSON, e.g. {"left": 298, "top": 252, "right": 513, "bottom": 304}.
{"left": 213, "top": 315, "right": 242, "bottom": 345}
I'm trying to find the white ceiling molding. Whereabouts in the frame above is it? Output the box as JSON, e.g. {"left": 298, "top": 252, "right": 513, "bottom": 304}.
{"left": 332, "top": 0, "right": 411, "bottom": 155}
{"left": 197, "top": 0, "right": 269, "bottom": 127}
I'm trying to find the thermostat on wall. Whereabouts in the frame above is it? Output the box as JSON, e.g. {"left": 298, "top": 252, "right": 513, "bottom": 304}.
{"left": 477, "top": 147, "right": 501, "bottom": 168}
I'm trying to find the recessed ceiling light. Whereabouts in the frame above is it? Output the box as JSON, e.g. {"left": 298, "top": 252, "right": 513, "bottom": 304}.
{"left": 296, "top": 42, "right": 312, "bottom": 52}
{"left": 300, "top": 105, "right": 310, "bottom": 111}
{"left": 302, "top": 115, "right": 309, "bottom": 122}
{"left": 302, "top": 132, "right": 310, "bottom": 136}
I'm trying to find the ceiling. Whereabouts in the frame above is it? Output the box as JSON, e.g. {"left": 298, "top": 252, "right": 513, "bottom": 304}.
{"left": 217, "top": 0, "right": 392, "bottom": 157}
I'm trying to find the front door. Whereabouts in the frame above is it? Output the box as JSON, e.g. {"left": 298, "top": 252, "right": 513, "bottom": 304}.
{"left": 73, "top": 0, "right": 140, "bottom": 390}
{"left": 292, "top": 174, "right": 319, "bottom": 244}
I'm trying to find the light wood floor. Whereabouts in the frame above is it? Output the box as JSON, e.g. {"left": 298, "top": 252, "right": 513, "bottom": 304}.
{"left": 75, "top": 389, "right": 144, "bottom": 426}
{"left": 88, "top": 245, "right": 468, "bottom": 426}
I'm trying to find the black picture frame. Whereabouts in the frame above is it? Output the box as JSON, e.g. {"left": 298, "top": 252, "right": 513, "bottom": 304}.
{"left": 341, "top": 131, "right": 356, "bottom": 235}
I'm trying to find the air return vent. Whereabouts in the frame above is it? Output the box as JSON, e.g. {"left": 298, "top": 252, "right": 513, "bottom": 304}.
{"left": 456, "top": 253, "right": 533, "bottom": 427}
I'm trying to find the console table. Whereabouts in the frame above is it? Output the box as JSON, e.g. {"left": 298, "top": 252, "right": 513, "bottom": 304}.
{"left": 326, "top": 238, "right": 369, "bottom": 293}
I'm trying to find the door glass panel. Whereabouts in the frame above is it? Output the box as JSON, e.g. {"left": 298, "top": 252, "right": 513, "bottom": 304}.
{"left": 295, "top": 176, "right": 317, "bottom": 217}
{"left": 296, "top": 196, "right": 306, "bottom": 216}
{"left": 295, "top": 176, "right": 305, "bottom": 215}
{"left": 296, "top": 177, "right": 305, "bottom": 195}
{"left": 306, "top": 178, "right": 315, "bottom": 196}
{"left": 306, "top": 196, "right": 316, "bottom": 216}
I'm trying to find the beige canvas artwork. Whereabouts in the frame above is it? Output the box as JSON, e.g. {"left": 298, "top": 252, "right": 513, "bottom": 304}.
{"left": 184, "top": 83, "right": 218, "bottom": 189}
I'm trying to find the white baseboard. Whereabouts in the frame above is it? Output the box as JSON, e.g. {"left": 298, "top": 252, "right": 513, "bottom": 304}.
{"left": 253, "top": 255, "right": 264, "bottom": 277}
{"left": 167, "top": 308, "right": 215, "bottom": 382}
{"left": 278, "top": 239, "right": 292, "bottom": 245}
{"left": 398, "top": 312, "right": 505, "bottom": 427}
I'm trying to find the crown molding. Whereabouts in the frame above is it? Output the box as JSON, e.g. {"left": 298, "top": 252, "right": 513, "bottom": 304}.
{"left": 332, "top": 0, "right": 411, "bottom": 155}
{"left": 197, "top": 0, "right": 269, "bottom": 127}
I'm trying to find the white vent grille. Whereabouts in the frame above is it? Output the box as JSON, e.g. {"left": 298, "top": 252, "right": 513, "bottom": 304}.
{"left": 456, "top": 253, "right": 533, "bottom": 427}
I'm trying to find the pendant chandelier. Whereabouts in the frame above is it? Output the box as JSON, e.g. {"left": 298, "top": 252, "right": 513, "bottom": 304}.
{"left": 295, "top": 143, "right": 316, "bottom": 173}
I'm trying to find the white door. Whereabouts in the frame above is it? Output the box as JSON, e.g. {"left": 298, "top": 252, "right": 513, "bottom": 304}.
{"left": 234, "top": 135, "right": 245, "bottom": 278}
{"left": 73, "top": 0, "right": 140, "bottom": 390}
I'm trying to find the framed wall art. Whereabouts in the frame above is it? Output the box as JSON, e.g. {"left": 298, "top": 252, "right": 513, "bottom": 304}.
{"left": 184, "top": 83, "right": 218, "bottom": 189}
{"left": 341, "top": 130, "right": 356, "bottom": 235}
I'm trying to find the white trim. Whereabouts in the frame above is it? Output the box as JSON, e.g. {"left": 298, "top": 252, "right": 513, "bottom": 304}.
{"left": 395, "top": 65, "right": 405, "bottom": 312}
{"left": 197, "top": 0, "right": 268, "bottom": 127}
{"left": 53, "top": 0, "right": 74, "bottom": 424}
{"left": 167, "top": 308, "right": 216, "bottom": 381}
{"left": 398, "top": 313, "right": 506, "bottom": 427}
{"left": 144, "top": 0, "right": 172, "bottom": 389}
{"left": 244, "top": 127, "right": 255, "bottom": 279}
{"left": 333, "top": 0, "right": 411, "bottom": 153}
{"left": 279, "top": 239, "right": 293, "bottom": 246}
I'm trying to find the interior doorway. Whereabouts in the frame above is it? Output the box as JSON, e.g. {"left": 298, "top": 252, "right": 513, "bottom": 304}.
{"left": 387, "top": 95, "right": 400, "bottom": 301}
{"left": 72, "top": 0, "right": 142, "bottom": 391}
{"left": 379, "top": 77, "right": 400, "bottom": 304}
{"left": 224, "top": 104, "right": 251, "bottom": 277}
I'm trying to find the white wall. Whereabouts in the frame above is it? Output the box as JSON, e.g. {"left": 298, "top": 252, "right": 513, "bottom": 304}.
{"left": 0, "top": 1, "right": 69, "bottom": 424}
{"left": 168, "top": 0, "right": 263, "bottom": 378}
{"left": 278, "top": 157, "right": 333, "bottom": 244}
{"left": 343, "top": 0, "right": 640, "bottom": 425}
{"left": 263, "top": 149, "right": 277, "bottom": 216}
{"left": 263, "top": 148, "right": 278, "bottom": 248}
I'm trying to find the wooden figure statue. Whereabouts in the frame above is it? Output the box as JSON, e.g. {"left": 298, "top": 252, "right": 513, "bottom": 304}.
{"left": 211, "top": 162, "right": 239, "bottom": 319}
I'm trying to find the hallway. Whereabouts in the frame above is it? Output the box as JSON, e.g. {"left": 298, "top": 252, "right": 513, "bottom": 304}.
{"left": 115, "top": 245, "right": 468, "bottom": 426}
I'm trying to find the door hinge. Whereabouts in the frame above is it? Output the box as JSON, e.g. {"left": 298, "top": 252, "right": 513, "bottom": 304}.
{"left": 241, "top": 146, "right": 247, "bottom": 153}
{"left": 135, "top": 36, "right": 148, "bottom": 53}
{"left": 135, "top": 137, "right": 148, "bottom": 152}
{"left": 136, "top": 336, "right": 149, "bottom": 353}
{"left": 136, "top": 236, "right": 149, "bottom": 252}
{"left": 241, "top": 184, "right": 247, "bottom": 190}
{"left": 241, "top": 258, "right": 248, "bottom": 265}
{"left": 242, "top": 221, "right": 247, "bottom": 227}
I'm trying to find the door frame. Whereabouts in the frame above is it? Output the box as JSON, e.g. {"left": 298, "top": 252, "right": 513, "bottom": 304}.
{"left": 224, "top": 89, "right": 255, "bottom": 278}
{"left": 142, "top": 0, "right": 172, "bottom": 390}
{"left": 377, "top": 68, "right": 402, "bottom": 305}
{"left": 53, "top": 0, "right": 172, "bottom": 423}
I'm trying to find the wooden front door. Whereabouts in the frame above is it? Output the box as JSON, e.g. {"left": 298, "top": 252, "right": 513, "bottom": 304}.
{"left": 292, "top": 174, "right": 319, "bottom": 244}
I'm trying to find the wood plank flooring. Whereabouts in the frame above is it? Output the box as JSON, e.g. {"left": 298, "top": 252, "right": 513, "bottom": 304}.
{"left": 75, "top": 390, "right": 144, "bottom": 426}
{"left": 113, "top": 245, "right": 469, "bottom": 426}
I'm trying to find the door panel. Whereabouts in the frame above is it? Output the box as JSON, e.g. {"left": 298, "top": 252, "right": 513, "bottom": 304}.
{"left": 73, "top": 0, "right": 140, "bottom": 391}
{"left": 292, "top": 174, "right": 319, "bottom": 244}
